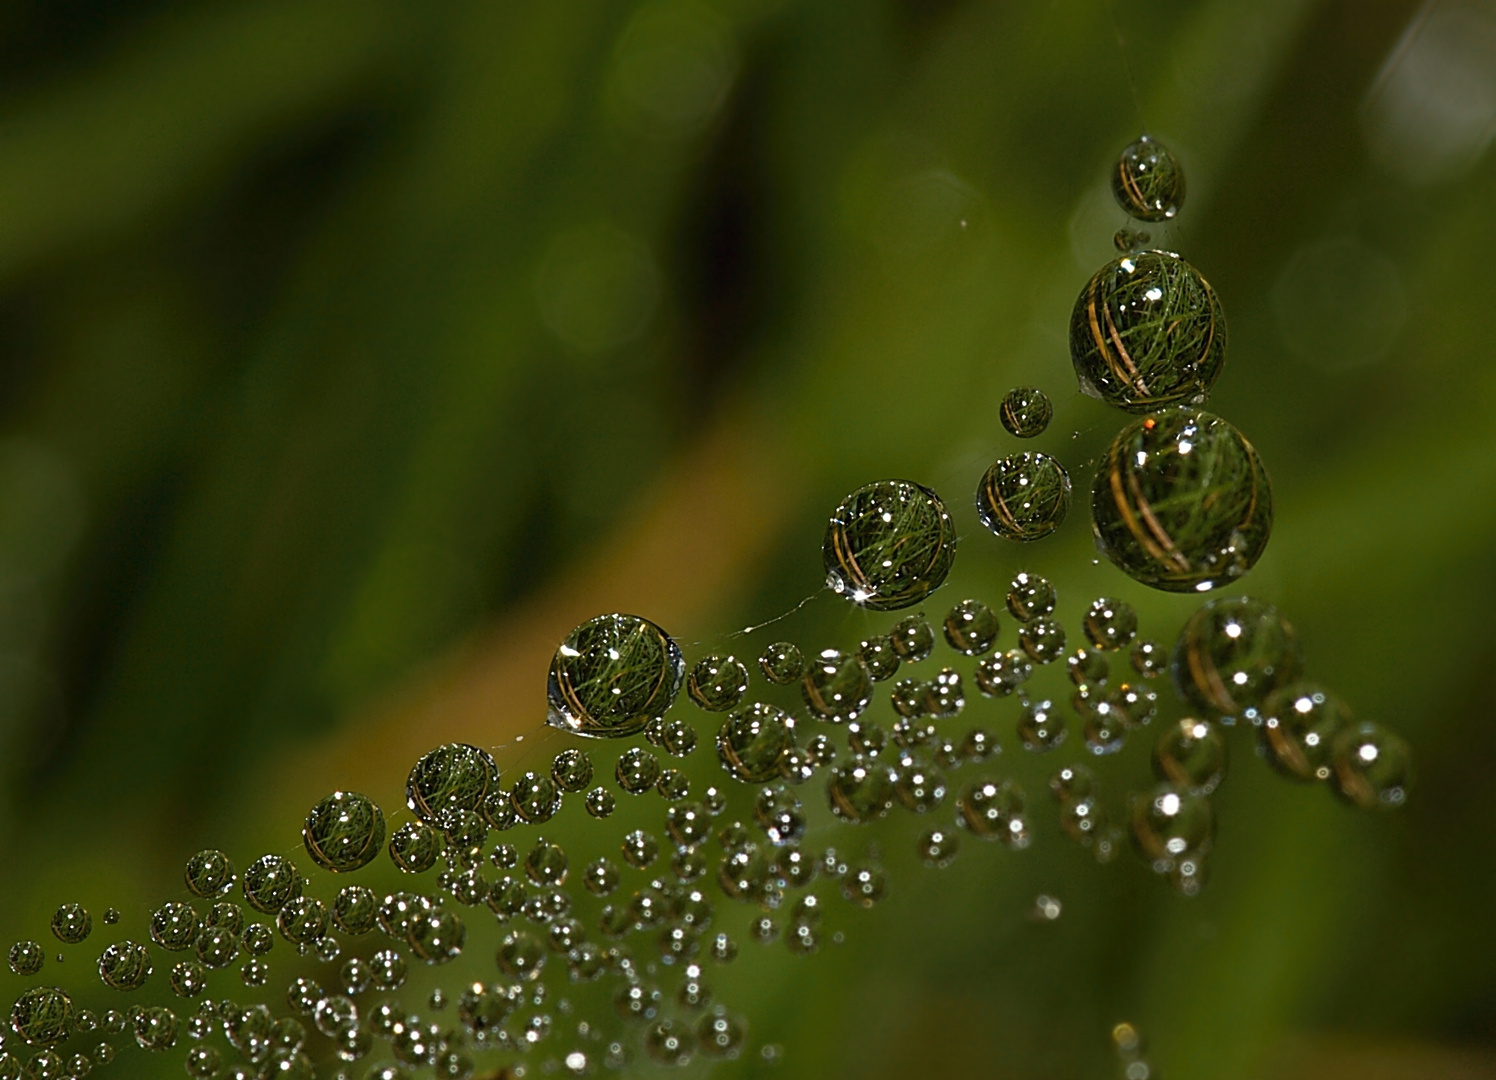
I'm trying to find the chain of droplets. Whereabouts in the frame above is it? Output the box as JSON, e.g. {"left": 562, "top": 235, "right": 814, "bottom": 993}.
{"left": 3, "top": 137, "right": 1413, "bottom": 1080}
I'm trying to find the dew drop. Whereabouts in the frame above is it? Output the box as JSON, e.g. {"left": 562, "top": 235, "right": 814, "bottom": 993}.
{"left": 1111, "top": 135, "right": 1186, "bottom": 222}
{"left": 999, "top": 387, "right": 1053, "bottom": 439}
{"left": 822, "top": 480, "right": 957, "bottom": 610}
{"left": 687, "top": 655, "right": 749, "bottom": 712}
{"left": 1093, "top": 411, "right": 1272, "bottom": 592}
{"left": 49, "top": 907, "right": 90, "bottom": 947}
{"left": 549, "top": 749, "right": 593, "bottom": 794}
{"left": 1071, "top": 249, "right": 1221, "bottom": 412}
{"left": 976, "top": 453, "right": 1072, "bottom": 541}
{"left": 757, "top": 642, "right": 804, "bottom": 685}
{"left": 1154, "top": 718, "right": 1227, "bottom": 795}
{"left": 546, "top": 614, "right": 685, "bottom": 738}
{"left": 800, "top": 649, "right": 873, "bottom": 723}
{"left": 1171, "top": 596, "right": 1301, "bottom": 720}
{"left": 943, "top": 599, "right": 999, "bottom": 656}
{"left": 716, "top": 704, "right": 794, "bottom": 783}
{"left": 304, "top": 792, "right": 386, "bottom": 874}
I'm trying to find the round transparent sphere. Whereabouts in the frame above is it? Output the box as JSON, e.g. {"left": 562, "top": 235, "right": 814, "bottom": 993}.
{"left": 1171, "top": 595, "right": 1300, "bottom": 718}
{"left": 1112, "top": 135, "right": 1186, "bottom": 222}
{"left": 999, "top": 386, "right": 1053, "bottom": 438}
{"left": 822, "top": 480, "right": 957, "bottom": 611}
{"left": 1070, "top": 251, "right": 1224, "bottom": 413}
{"left": 547, "top": 613, "right": 684, "bottom": 738}
{"left": 1092, "top": 410, "right": 1272, "bottom": 592}
{"left": 976, "top": 452, "right": 1072, "bottom": 541}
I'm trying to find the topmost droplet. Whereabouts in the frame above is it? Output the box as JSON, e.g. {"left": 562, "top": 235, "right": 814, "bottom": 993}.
{"left": 547, "top": 613, "right": 685, "bottom": 738}
{"left": 1112, "top": 135, "right": 1186, "bottom": 222}
{"left": 823, "top": 480, "right": 957, "bottom": 611}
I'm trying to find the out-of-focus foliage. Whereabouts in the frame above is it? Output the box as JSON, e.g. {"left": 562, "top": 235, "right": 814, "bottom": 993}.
{"left": 0, "top": 0, "right": 1493, "bottom": 1077}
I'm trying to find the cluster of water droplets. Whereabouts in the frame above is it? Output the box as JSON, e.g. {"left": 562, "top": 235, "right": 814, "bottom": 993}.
{"left": 2, "top": 137, "right": 1413, "bottom": 1080}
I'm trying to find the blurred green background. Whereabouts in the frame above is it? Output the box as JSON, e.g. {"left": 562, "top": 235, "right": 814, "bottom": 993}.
{"left": 0, "top": 0, "right": 1493, "bottom": 1077}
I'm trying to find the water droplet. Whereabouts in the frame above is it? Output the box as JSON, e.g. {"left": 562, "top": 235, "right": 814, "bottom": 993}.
{"left": 332, "top": 886, "right": 377, "bottom": 936}
{"left": 889, "top": 678, "right": 926, "bottom": 719}
{"left": 546, "top": 614, "right": 685, "bottom": 738}
{"left": 387, "top": 824, "right": 441, "bottom": 874}
{"left": 277, "top": 899, "right": 328, "bottom": 947}
{"left": 100, "top": 910, "right": 118, "bottom": 926}
{"left": 823, "top": 480, "right": 957, "bottom": 610}
{"left": 300, "top": 791, "right": 386, "bottom": 875}
{"left": 1049, "top": 763, "right": 1094, "bottom": 803}
{"left": 131, "top": 1006, "right": 178, "bottom": 1051}
{"left": 406, "top": 744, "right": 499, "bottom": 825}
{"left": 1172, "top": 596, "right": 1301, "bottom": 720}
{"left": 1071, "top": 251, "right": 1223, "bottom": 412}
{"left": 1329, "top": 722, "right": 1413, "bottom": 810}
{"left": 407, "top": 909, "right": 465, "bottom": 965}
{"left": 976, "top": 453, "right": 1072, "bottom": 541}
{"left": 48, "top": 907, "right": 90, "bottom": 947}
{"left": 841, "top": 863, "right": 887, "bottom": 908}
{"left": 185, "top": 1046, "right": 219, "bottom": 1078}
{"left": 1030, "top": 894, "right": 1062, "bottom": 921}
{"left": 620, "top": 830, "right": 659, "bottom": 870}
{"left": 192, "top": 927, "right": 237, "bottom": 971}
{"left": 1019, "top": 618, "right": 1067, "bottom": 664}
{"left": 1006, "top": 572, "right": 1056, "bottom": 622}
{"left": 1130, "top": 638, "right": 1166, "bottom": 678}
{"left": 717, "top": 703, "right": 794, "bottom": 783}
{"left": 1017, "top": 699, "right": 1067, "bottom": 752}
{"left": 583, "top": 786, "right": 615, "bottom": 819}
{"left": 826, "top": 760, "right": 897, "bottom": 824}
{"left": 183, "top": 852, "right": 235, "bottom": 899}
{"left": 549, "top": 749, "right": 593, "bottom": 794}
{"left": 1061, "top": 796, "right": 1107, "bottom": 846}
{"left": 1082, "top": 598, "right": 1137, "bottom": 650}
{"left": 145, "top": 904, "right": 199, "bottom": 954}
{"left": 1080, "top": 702, "right": 1127, "bottom": 756}
{"left": 1259, "top": 683, "right": 1352, "bottom": 782}
{"left": 644, "top": 1018, "right": 695, "bottom": 1065}
{"left": 753, "top": 785, "right": 805, "bottom": 846}
{"left": 943, "top": 600, "right": 999, "bottom": 656}
{"left": 957, "top": 777, "right": 1029, "bottom": 843}
{"left": 855, "top": 635, "right": 900, "bottom": 682}
{"left": 8, "top": 989, "right": 71, "bottom": 1047}
{"left": 7, "top": 943, "right": 42, "bottom": 977}
{"left": 757, "top": 642, "right": 804, "bottom": 685}
{"left": 369, "top": 948, "right": 408, "bottom": 991}
{"left": 1113, "top": 227, "right": 1151, "bottom": 252}
{"left": 1067, "top": 647, "right": 1110, "bottom": 692}
{"left": 96, "top": 941, "right": 152, "bottom": 991}
{"left": 1112, "top": 135, "right": 1186, "bottom": 222}
{"left": 666, "top": 802, "right": 713, "bottom": 848}
{"left": 923, "top": 669, "right": 965, "bottom": 718}
{"left": 169, "top": 960, "right": 206, "bottom": 998}
{"left": 510, "top": 772, "right": 563, "bottom": 824}
{"left": 999, "top": 386, "right": 1053, "bottom": 439}
{"left": 1129, "top": 784, "right": 1214, "bottom": 873}
{"left": 614, "top": 747, "right": 662, "bottom": 795}
{"left": 688, "top": 655, "right": 749, "bottom": 712}
{"left": 657, "top": 718, "right": 698, "bottom": 758}
{"left": 1094, "top": 410, "right": 1272, "bottom": 591}
{"left": 1154, "top": 718, "right": 1227, "bottom": 794}
{"left": 972, "top": 650, "right": 1032, "bottom": 699}
{"left": 697, "top": 1012, "right": 745, "bottom": 1058}
{"left": 239, "top": 959, "right": 269, "bottom": 987}
{"left": 893, "top": 758, "right": 947, "bottom": 813}
{"left": 801, "top": 649, "right": 873, "bottom": 722}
